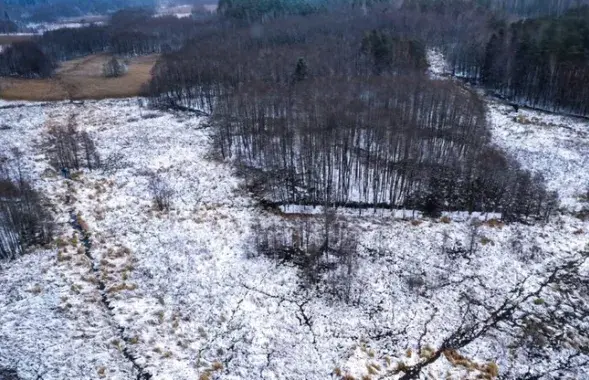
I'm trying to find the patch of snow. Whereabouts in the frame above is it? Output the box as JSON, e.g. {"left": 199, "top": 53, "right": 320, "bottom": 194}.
{"left": 0, "top": 251, "right": 138, "bottom": 379}
{"left": 426, "top": 49, "right": 451, "bottom": 79}
{"left": 26, "top": 22, "right": 105, "bottom": 34}
{"left": 0, "top": 33, "right": 38, "bottom": 36}
{"left": 487, "top": 100, "right": 589, "bottom": 210}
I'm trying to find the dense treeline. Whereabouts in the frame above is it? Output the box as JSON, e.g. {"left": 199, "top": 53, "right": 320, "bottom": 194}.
{"left": 216, "top": 0, "right": 394, "bottom": 22}
{"left": 217, "top": 0, "right": 589, "bottom": 23}
{"left": 147, "top": 11, "right": 453, "bottom": 111}
{"left": 480, "top": 0, "right": 589, "bottom": 16}
{"left": 217, "top": 0, "right": 589, "bottom": 21}
{"left": 38, "top": 25, "right": 111, "bottom": 61}
{"left": 480, "top": 7, "right": 589, "bottom": 115}
{"left": 148, "top": 9, "right": 557, "bottom": 221}
{"left": 407, "top": 0, "right": 589, "bottom": 17}
{"left": 0, "top": 41, "right": 56, "bottom": 78}
{"left": 213, "top": 0, "right": 589, "bottom": 116}
{"left": 393, "top": 1, "right": 589, "bottom": 117}
{"left": 214, "top": 76, "right": 557, "bottom": 219}
{"left": 39, "top": 9, "right": 215, "bottom": 61}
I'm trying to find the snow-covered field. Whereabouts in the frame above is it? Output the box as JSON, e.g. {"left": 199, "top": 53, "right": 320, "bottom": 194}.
{"left": 25, "top": 20, "right": 106, "bottom": 34}
{"left": 0, "top": 97, "right": 588, "bottom": 380}
{"left": 487, "top": 101, "right": 589, "bottom": 210}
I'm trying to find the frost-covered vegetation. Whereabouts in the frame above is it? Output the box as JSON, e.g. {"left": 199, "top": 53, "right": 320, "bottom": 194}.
{"left": 2, "top": 1, "right": 589, "bottom": 379}
{"left": 0, "top": 97, "right": 588, "bottom": 379}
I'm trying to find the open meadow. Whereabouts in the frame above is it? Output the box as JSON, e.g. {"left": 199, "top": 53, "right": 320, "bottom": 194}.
{"left": 0, "top": 54, "right": 157, "bottom": 101}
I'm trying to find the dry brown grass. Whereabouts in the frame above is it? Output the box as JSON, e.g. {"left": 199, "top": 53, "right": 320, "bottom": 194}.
{"left": 0, "top": 53, "right": 158, "bottom": 101}
{"left": 440, "top": 215, "right": 452, "bottom": 224}
{"left": 485, "top": 218, "right": 505, "bottom": 229}
{"left": 443, "top": 349, "right": 499, "bottom": 379}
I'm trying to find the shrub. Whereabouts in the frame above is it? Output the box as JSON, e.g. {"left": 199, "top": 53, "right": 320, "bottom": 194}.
{"left": 367, "top": 363, "right": 380, "bottom": 374}
{"left": 148, "top": 174, "right": 173, "bottom": 211}
{"left": 485, "top": 362, "right": 499, "bottom": 377}
{"left": 485, "top": 218, "right": 504, "bottom": 228}
{"left": 55, "top": 237, "right": 68, "bottom": 247}
{"left": 480, "top": 236, "right": 493, "bottom": 245}
{"left": 211, "top": 362, "right": 223, "bottom": 371}
{"left": 103, "top": 56, "right": 128, "bottom": 78}
{"left": 47, "top": 119, "right": 101, "bottom": 173}
{"left": 0, "top": 367, "right": 20, "bottom": 380}
{"left": 254, "top": 215, "right": 359, "bottom": 303}
{"left": 533, "top": 298, "right": 545, "bottom": 305}
{"left": 440, "top": 216, "right": 451, "bottom": 224}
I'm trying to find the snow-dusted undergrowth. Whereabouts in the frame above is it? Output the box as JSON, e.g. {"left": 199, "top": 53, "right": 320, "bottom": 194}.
{"left": 0, "top": 98, "right": 588, "bottom": 380}
{"left": 0, "top": 101, "right": 138, "bottom": 379}
{"left": 487, "top": 101, "right": 589, "bottom": 211}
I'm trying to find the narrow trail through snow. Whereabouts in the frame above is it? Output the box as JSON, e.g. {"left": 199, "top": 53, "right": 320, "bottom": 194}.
{"left": 69, "top": 207, "right": 151, "bottom": 380}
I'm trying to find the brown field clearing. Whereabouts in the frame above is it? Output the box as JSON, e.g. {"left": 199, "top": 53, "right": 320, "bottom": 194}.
{"left": 0, "top": 54, "right": 158, "bottom": 101}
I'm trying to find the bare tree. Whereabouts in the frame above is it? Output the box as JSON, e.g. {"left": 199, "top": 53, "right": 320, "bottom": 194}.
{"left": 102, "top": 56, "right": 128, "bottom": 78}
{"left": 79, "top": 131, "right": 101, "bottom": 171}
{"left": 47, "top": 115, "right": 101, "bottom": 174}
{"left": 148, "top": 174, "right": 173, "bottom": 211}
{"left": 254, "top": 212, "right": 359, "bottom": 303}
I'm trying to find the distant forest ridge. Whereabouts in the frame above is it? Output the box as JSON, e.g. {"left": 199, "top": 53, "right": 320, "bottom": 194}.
{"left": 0, "top": 0, "right": 156, "bottom": 21}
{"left": 2, "top": 0, "right": 589, "bottom": 22}
{"left": 0, "top": 0, "right": 214, "bottom": 22}
{"left": 216, "top": 0, "right": 589, "bottom": 19}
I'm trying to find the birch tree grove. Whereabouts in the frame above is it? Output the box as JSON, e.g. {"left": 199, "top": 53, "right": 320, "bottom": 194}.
{"left": 147, "top": 7, "right": 558, "bottom": 221}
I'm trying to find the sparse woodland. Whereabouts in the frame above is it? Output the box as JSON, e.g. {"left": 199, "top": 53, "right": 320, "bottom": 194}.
{"left": 0, "top": 151, "right": 53, "bottom": 260}
{"left": 147, "top": 5, "right": 559, "bottom": 222}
